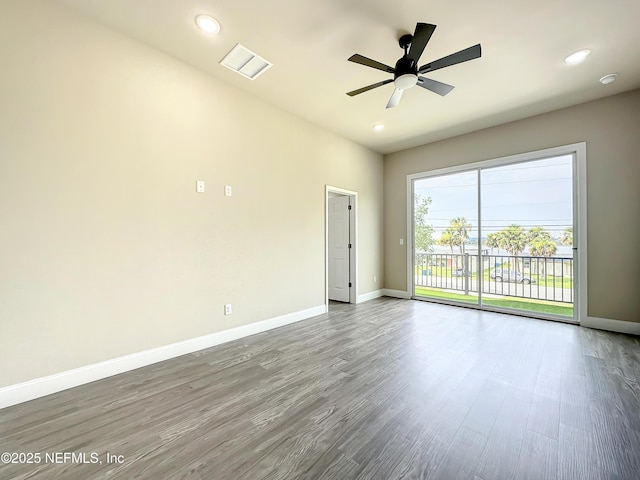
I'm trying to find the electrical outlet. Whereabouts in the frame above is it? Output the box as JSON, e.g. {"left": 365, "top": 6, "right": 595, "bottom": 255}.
{"left": 400, "top": 238, "right": 404, "bottom": 245}
{"left": 225, "top": 185, "right": 232, "bottom": 196}
{"left": 224, "top": 304, "right": 232, "bottom": 315}
{"left": 196, "top": 180, "right": 205, "bottom": 193}
{"left": 373, "top": 276, "right": 377, "bottom": 283}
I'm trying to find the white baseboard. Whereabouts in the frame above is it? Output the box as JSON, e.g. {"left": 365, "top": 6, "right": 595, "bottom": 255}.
{"left": 382, "top": 289, "right": 411, "bottom": 299}
{"left": 581, "top": 316, "right": 640, "bottom": 336}
{"left": 357, "top": 289, "right": 383, "bottom": 303}
{"left": 0, "top": 304, "right": 327, "bottom": 410}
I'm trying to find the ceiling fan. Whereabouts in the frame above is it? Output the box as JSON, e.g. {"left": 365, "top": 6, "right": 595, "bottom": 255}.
{"left": 347, "top": 23, "right": 481, "bottom": 108}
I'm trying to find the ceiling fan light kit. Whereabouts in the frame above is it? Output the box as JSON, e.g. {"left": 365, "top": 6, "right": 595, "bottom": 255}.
{"left": 347, "top": 22, "right": 482, "bottom": 108}
{"left": 395, "top": 73, "right": 418, "bottom": 90}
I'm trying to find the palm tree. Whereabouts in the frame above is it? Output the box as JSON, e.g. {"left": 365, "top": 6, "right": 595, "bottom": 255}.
{"left": 527, "top": 226, "right": 551, "bottom": 244}
{"left": 438, "top": 228, "right": 457, "bottom": 254}
{"left": 561, "top": 226, "right": 573, "bottom": 246}
{"left": 485, "top": 232, "right": 501, "bottom": 255}
{"left": 529, "top": 238, "right": 557, "bottom": 257}
{"left": 497, "top": 224, "right": 527, "bottom": 272}
{"left": 527, "top": 227, "right": 552, "bottom": 274}
{"left": 529, "top": 238, "right": 557, "bottom": 277}
{"left": 450, "top": 217, "right": 472, "bottom": 254}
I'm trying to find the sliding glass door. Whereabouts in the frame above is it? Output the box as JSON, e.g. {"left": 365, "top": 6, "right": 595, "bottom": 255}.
{"left": 411, "top": 150, "right": 577, "bottom": 322}
{"left": 480, "top": 156, "right": 574, "bottom": 318}
{"left": 413, "top": 170, "right": 479, "bottom": 305}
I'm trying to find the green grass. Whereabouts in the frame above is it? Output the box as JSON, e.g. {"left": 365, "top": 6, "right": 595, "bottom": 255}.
{"left": 482, "top": 297, "right": 573, "bottom": 316}
{"left": 534, "top": 276, "right": 573, "bottom": 288}
{"left": 414, "top": 287, "right": 573, "bottom": 317}
{"left": 414, "top": 287, "right": 479, "bottom": 305}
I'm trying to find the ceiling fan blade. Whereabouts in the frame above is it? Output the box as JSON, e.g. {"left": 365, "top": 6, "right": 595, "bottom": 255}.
{"left": 347, "top": 79, "right": 393, "bottom": 97}
{"left": 386, "top": 88, "right": 404, "bottom": 109}
{"left": 417, "top": 76, "right": 455, "bottom": 96}
{"left": 408, "top": 23, "right": 436, "bottom": 63}
{"left": 419, "top": 44, "right": 481, "bottom": 74}
{"left": 348, "top": 54, "right": 395, "bottom": 74}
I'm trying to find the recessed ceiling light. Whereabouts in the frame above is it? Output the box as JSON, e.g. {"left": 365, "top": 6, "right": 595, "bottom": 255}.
{"left": 373, "top": 124, "right": 384, "bottom": 131}
{"left": 599, "top": 74, "right": 617, "bottom": 85}
{"left": 195, "top": 15, "right": 220, "bottom": 34}
{"left": 564, "top": 49, "right": 590, "bottom": 65}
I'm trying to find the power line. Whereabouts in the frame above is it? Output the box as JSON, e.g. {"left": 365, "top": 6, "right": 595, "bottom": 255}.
{"left": 416, "top": 176, "right": 572, "bottom": 189}
{"left": 483, "top": 200, "right": 571, "bottom": 208}
{"left": 428, "top": 223, "right": 572, "bottom": 227}
{"left": 424, "top": 218, "right": 572, "bottom": 222}
{"left": 428, "top": 200, "right": 572, "bottom": 213}
{"left": 414, "top": 161, "right": 572, "bottom": 186}
{"left": 483, "top": 160, "right": 572, "bottom": 173}
{"left": 430, "top": 228, "right": 571, "bottom": 232}
{"left": 427, "top": 224, "right": 573, "bottom": 229}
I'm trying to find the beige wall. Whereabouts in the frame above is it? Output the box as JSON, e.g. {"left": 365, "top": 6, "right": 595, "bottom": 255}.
{"left": 384, "top": 89, "right": 640, "bottom": 323}
{"left": 0, "top": 1, "right": 383, "bottom": 387}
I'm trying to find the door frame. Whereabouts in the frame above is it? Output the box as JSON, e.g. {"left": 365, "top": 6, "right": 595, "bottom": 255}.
{"left": 325, "top": 185, "right": 357, "bottom": 307}
{"left": 406, "top": 142, "right": 587, "bottom": 324}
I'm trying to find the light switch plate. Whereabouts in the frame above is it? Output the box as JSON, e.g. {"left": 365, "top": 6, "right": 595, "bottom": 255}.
{"left": 196, "top": 180, "right": 205, "bottom": 193}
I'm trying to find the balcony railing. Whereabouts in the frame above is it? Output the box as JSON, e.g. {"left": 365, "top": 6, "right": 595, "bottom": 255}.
{"left": 415, "top": 253, "right": 573, "bottom": 304}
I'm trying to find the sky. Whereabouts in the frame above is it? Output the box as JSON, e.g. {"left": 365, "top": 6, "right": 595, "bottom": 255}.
{"left": 414, "top": 154, "right": 573, "bottom": 241}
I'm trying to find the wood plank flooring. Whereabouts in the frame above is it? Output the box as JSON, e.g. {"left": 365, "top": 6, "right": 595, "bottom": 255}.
{"left": 1, "top": 298, "right": 639, "bottom": 479}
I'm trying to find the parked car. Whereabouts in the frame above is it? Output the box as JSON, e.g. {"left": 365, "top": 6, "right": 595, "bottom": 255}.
{"left": 452, "top": 268, "right": 467, "bottom": 277}
{"left": 490, "top": 270, "right": 536, "bottom": 284}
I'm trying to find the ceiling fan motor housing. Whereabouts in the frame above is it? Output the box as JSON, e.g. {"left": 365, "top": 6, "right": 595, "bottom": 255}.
{"left": 394, "top": 56, "right": 418, "bottom": 90}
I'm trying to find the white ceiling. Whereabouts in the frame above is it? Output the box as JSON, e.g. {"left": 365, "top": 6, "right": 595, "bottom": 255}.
{"left": 56, "top": 0, "right": 640, "bottom": 154}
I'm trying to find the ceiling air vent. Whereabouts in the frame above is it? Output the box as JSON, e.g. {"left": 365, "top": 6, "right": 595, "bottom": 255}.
{"left": 219, "top": 44, "right": 273, "bottom": 80}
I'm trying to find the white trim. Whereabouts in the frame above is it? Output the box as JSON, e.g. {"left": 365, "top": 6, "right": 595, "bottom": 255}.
{"left": 406, "top": 143, "right": 587, "bottom": 182}
{"left": 0, "top": 304, "right": 327, "bottom": 410}
{"left": 582, "top": 316, "right": 640, "bottom": 336}
{"left": 575, "top": 143, "right": 588, "bottom": 327}
{"left": 357, "top": 289, "right": 383, "bottom": 303}
{"left": 477, "top": 169, "right": 483, "bottom": 306}
{"left": 406, "top": 175, "right": 414, "bottom": 297}
{"left": 325, "top": 185, "right": 358, "bottom": 307}
{"left": 382, "top": 289, "right": 411, "bottom": 299}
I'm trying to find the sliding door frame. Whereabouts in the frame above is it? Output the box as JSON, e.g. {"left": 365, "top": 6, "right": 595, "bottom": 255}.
{"left": 406, "top": 142, "right": 587, "bottom": 324}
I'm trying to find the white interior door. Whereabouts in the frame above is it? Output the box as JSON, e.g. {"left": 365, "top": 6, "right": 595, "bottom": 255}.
{"left": 328, "top": 196, "right": 350, "bottom": 302}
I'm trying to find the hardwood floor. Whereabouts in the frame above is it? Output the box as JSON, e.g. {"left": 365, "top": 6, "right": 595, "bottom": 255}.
{"left": 1, "top": 298, "right": 639, "bottom": 479}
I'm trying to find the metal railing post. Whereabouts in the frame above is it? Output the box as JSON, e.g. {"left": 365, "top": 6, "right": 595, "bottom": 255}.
{"left": 464, "top": 253, "right": 469, "bottom": 295}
